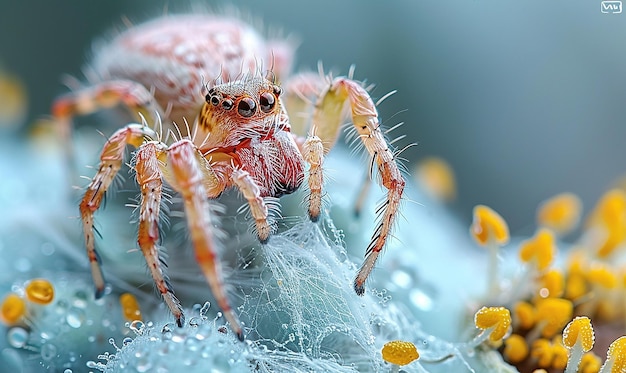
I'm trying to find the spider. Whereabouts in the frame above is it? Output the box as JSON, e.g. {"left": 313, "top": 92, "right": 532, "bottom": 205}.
{"left": 52, "top": 14, "right": 406, "bottom": 341}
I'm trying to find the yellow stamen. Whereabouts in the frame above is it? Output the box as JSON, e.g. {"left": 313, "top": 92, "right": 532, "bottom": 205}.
{"left": 514, "top": 301, "right": 536, "bottom": 330}
{"left": 1, "top": 293, "right": 26, "bottom": 325}
{"left": 415, "top": 157, "right": 456, "bottom": 202}
{"left": 563, "top": 316, "right": 595, "bottom": 373}
{"left": 580, "top": 352, "right": 602, "bottom": 373}
{"left": 470, "top": 205, "right": 510, "bottom": 246}
{"left": 587, "top": 189, "right": 626, "bottom": 258}
{"left": 519, "top": 228, "right": 556, "bottom": 272}
{"left": 535, "top": 298, "right": 573, "bottom": 338}
{"left": 563, "top": 316, "right": 594, "bottom": 352}
{"left": 474, "top": 306, "right": 511, "bottom": 343}
{"left": 24, "top": 278, "right": 55, "bottom": 305}
{"left": 531, "top": 338, "right": 554, "bottom": 368}
{"left": 601, "top": 336, "right": 626, "bottom": 372}
{"left": 503, "top": 334, "right": 528, "bottom": 363}
{"left": 537, "top": 192, "right": 582, "bottom": 235}
{"left": 587, "top": 265, "right": 618, "bottom": 289}
{"left": 119, "top": 293, "right": 143, "bottom": 322}
{"left": 381, "top": 340, "right": 419, "bottom": 366}
{"left": 552, "top": 341, "right": 569, "bottom": 370}
{"left": 539, "top": 269, "right": 565, "bottom": 298}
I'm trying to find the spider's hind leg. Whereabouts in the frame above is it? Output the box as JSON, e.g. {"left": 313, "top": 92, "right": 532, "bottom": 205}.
{"left": 52, "top": 79, "right": 168, "bottom": 184}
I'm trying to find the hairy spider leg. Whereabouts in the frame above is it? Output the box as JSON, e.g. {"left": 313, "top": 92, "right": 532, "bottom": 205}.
{"left": 164, "top": 140, "right": 244, "bottom": 341}
{"left": 51, "top": 80, "right": 168, "bottom": 182}
{"left": 301, "top": 134, "right": 324, "bottom": 221}
{"left": 134, "top": 142, "right": 184, "bottom": 327}
{"left": 78, "top": 124, "right": 157, "bottom": 299}
{"left": 311, "top": 77, "right": 406, "bottom": 296}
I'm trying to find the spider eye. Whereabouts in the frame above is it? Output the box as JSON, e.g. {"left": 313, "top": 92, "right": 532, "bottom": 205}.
{"left": 237, "top": 97, "right": 256, "bottom": 117}
{"left": 210, "top": 95, "right": 220, "bottom": 106}
{"left": 259, "top": 92, "right": 275, "bottom": 113}
{"left": 272, "top": 85, "right": 282, "bottom": 96}
{"left": 222, "top": 99, "right": 233, "bottom": 110}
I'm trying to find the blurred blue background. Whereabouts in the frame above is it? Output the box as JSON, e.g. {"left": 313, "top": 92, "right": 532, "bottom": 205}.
{"left": 1, "top": 0, "right": 625, "bottom": 233}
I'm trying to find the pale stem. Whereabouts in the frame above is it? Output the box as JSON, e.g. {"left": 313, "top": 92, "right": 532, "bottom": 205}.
{"left": 487, "top": 242, "right": 500, "bottom": 295}
{"left": 564, "top": 341, "right": 583, "bottom": 373}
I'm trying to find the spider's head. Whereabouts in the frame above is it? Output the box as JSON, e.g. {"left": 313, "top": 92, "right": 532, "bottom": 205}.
{"left": 199, "top": 76, "right": 284, "bottom": 145}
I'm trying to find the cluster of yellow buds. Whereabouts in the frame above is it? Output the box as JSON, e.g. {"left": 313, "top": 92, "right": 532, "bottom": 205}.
{"left": 471, "top": 190, "right": 626, "bottom": 372}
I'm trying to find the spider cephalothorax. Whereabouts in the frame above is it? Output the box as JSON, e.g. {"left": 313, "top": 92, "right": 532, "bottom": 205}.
{"left": 53, "top": 14, "right": 406, "bottom": 341}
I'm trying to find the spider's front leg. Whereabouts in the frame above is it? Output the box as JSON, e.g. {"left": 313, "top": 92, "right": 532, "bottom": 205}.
{"left": 164, "top": 140, "right": 244, "bottom": 341}
{"left": 79, "top": 124, "right": 156, "bottom": 298}
{"left": 307, "top": 77, "right": 406, "bottom": 296}
{"left": 134, "top": 142, "right": 184, "bottom": 326}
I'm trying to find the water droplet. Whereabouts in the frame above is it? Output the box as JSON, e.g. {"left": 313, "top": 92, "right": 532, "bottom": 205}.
{"left": 129, "top": 320, "right": 145, "bottom": 334}
{"left": 136, "top": 357, "right": 153, "bottom": 372}
{"left": 199, "top": 301, "right": 211, "bottom": 317}
{"left": 409, "top": 288, "right": 434, "bottom": 311}
{"left": 55, "top": 299, "right": 69, "bottom": 314}
{"left": 41, "top": 242, "right": 55, "bottom": 256}
{"left": 63, "top": 369, "right": 73, "bottom": 373}
{"left": 185, "top": 336, "right": 201, "bottom": 352}
{"left": 122, "top": 337, "right": 133, "bottom": 346}
{"left": 66, "top": 307, "right": 85, "bottom": 328}
{"left": 171, "top": 329, "right": 186, "bottom": 343}
{"left": 86, "top": 360, "right": 106, "bottom": 369}
{"left": 6, "top": 327, "right": 29, "bottom": 348}
{"left": 391, "top": 269, "right": 413, "bottom": 289}
{"left": 108, "top": 338, "right": 122, "bottom": 351}
{"left": 40, "top": 343, "right": 57, "bottom": 361}
{"left": 72, "top": 290, "right": 88, "bottom": 308}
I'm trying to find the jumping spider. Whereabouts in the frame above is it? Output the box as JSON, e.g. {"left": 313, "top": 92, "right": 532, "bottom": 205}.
{"left": 52, "top": 14, "right": 406, "bottom": 341}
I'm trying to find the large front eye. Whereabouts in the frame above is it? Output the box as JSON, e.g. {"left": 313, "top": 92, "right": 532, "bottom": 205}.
{"left": 259, "top": 92, "right": 275, "bottom": 113}
{"left": 238, "top": 97, "right": 256, "bottom": 117}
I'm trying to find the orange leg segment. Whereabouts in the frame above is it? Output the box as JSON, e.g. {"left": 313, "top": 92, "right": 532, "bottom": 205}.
{"left": 135, "top": 142, "right": 184, "bottom": 326}
{"left": 165, "top": 139, "right": 244, "bottom": 340}
{"left": 79, "top": 124, "right": 156, "bottom": 298}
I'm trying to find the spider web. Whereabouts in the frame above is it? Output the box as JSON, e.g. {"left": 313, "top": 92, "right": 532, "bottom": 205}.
{"left": 238, "top": 217, "right": 400, "bottom": 372}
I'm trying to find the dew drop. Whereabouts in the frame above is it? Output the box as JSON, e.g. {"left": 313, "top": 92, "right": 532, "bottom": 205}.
{"left": 41, "top": 242, "right": 55, "bottom": 256}
{"left": 66, "top": 307, "right": 85, "bottom": 328}
{"left": 390, "top": 269, "right": 413, "bottom": 289}
{"left": 63, "top": 369, "right": 73, "bottom": 373}
{"left": 6, "top": 327, "right": 29, "bottom": 348}
{"left": 199, "top": 301, "right": 211, "bottom": 317}
{"left": 409, "top": 288, "right": 434, "bottom": 311}
{"left": 136, "top": 357, "right": 153, "bottom": 372}
{"left": 86, "top": 360, "right": 106, "bottom": 369}
{"left": 55, "top": 299, "right": 69, "bottom": 314}
{"left": 122, "top": 337, "right": 133, "bottom": 346}
{"left": 40, "top": 343, "right": 57, "bottom": 361}
{"left": 129, "top": 320, "right": 145, "bottom": 334}
{"left": 72, "top": 290, "right": 88, "bottom": 309}
{"left": 171, "top": 328, "right": 186, "bottom": 343}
